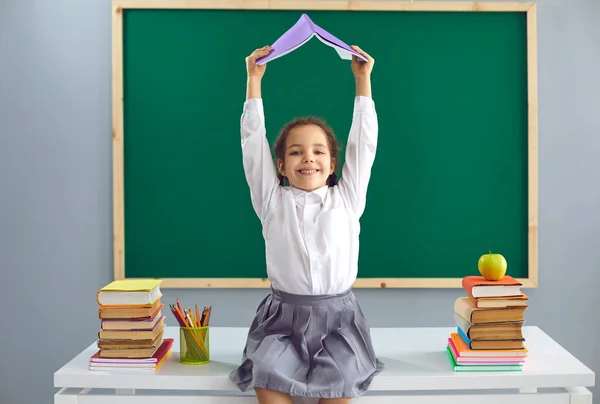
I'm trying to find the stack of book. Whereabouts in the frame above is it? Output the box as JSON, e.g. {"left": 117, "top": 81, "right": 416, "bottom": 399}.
{"left": 89, "top": 279, "right": 173, "bottom": 372}
{"left": 446, "top": 275, "right": 529, "bottom": 372}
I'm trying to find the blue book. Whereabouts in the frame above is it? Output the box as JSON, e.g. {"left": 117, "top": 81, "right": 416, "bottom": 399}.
{"left": 457, "top": 326, "right": 472, "bottom": 346}
{"left": 456, "top": 326, "right": 525, "bottom": 350}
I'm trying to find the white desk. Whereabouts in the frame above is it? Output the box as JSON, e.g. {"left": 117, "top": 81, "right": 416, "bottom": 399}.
{"left": 54, "top": 326, "right": 594, "bottom": 404}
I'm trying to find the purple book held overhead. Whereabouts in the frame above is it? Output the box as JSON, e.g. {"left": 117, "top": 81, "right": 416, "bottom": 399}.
{"left": 256, "top": 13, "right": 368, "bottom": 65}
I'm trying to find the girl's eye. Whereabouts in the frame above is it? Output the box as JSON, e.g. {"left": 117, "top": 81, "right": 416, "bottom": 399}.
{"left": 290, "top": 151, "right": 301, "bottom": 155}
{"left": 315, "top": 151, "right": 325, "bottom": 155}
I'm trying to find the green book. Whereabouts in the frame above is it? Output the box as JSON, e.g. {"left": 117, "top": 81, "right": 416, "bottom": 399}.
{"left": 446, "top": 345, "right": 523, "bottom": 372}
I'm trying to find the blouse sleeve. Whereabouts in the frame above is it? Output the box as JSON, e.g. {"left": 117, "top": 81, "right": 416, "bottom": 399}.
{"left": 240, "top": 98, "right": 280, "bottom": 221}
{"left": 337, "top": 96, "right": 379, "bottom": 217}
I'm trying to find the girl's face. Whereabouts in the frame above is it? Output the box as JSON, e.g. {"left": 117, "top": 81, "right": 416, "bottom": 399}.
{"left": 278, "top": 124, "right": 336, "bottom": 192}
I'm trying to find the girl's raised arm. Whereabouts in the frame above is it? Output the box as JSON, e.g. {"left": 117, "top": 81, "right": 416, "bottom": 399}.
{"left": 337, "top": 46, "right": 378, "bottom": 217}
{"left": 240, "top": 47, "right": 280, "bottom": 221}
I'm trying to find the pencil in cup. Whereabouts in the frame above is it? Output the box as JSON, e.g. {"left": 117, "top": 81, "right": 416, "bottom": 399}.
{"left": 179, "top": 326, "right": 210, "bottom": 364}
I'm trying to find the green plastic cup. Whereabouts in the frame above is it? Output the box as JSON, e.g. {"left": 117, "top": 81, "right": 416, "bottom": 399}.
{"left": 179, "top": 326, "right": 209, "bottom": 364}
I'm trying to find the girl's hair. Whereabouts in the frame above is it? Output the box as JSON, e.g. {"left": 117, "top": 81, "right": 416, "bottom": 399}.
{"left": 274, "top": 117, "right": 341, "bottom": 187}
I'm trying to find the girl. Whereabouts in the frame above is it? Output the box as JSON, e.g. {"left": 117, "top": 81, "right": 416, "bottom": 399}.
{"left": 230, "top": 44, "right": 383, "bottom": 404}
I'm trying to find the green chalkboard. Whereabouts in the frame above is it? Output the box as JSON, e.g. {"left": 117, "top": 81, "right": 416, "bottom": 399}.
{"left": 113, "top": 3, "right": 538, "bottom": 288}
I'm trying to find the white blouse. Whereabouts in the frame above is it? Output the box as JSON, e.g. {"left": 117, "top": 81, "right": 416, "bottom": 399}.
{"left": 241, "top": 96, "right": 378, "bottom": 295}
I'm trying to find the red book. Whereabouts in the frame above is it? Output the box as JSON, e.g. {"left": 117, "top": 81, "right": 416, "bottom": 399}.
{"left": 462, "top": 276, "right": 522, "bottom": 298}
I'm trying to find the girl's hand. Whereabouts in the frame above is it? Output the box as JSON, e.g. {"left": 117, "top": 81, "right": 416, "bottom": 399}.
{"left": 350, "top": 45, "right": 374, "bottom": 78}
{"left": 246, "top": 45, "right": 271, "bottom": 79}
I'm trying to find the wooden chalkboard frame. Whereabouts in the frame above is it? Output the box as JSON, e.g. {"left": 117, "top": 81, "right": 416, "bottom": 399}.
{"left": 112, "top": 0, "right": 538, "bottom": 289}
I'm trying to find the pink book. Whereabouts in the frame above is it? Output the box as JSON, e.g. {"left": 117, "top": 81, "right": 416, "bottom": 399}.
{"left": 448, "top": 338, "right": 525, "bottom": 364}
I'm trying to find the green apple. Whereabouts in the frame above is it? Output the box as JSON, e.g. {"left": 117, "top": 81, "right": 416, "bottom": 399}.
{"left": 478, "top": 251, "right": 507, "bottom": 281}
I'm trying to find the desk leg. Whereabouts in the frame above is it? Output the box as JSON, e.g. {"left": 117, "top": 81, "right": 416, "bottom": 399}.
{"left": 519, "top": 387, "right": 537, "bottom": 393}
{"left": 115, "top": 389, "right": 135, "bottom": 395}
{"left": 567, "top": 387, "right": 593, "bottom": 404}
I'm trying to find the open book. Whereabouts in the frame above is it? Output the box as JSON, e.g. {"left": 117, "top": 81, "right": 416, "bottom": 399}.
{"left": 256, "top": 13, "right": 368, "bottom": 65}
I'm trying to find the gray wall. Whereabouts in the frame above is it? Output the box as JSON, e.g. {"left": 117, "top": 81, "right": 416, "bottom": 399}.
{"left": 1, "top": 0, "right": 598, "bottom": 403}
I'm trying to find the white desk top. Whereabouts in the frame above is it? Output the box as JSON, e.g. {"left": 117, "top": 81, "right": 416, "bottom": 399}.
{"left": 54, "top": 326, "right": 595, "bottom": 392}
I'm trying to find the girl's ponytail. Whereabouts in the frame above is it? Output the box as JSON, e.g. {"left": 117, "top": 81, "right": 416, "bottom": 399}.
{"left": 278, "top": 173, "right": 288, "bottom": 186}
{"left": 327, "top": 173, "right": 338, "bottom": 187}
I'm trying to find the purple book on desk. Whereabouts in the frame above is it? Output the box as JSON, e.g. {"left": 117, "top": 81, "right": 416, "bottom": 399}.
{"left": 256, "top": 13, "right": 368, "bottom": 65}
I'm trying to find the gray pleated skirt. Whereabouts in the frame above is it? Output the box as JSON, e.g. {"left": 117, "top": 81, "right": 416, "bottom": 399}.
{"left": 229, "top": 288, "right": 384, "bottom": 398}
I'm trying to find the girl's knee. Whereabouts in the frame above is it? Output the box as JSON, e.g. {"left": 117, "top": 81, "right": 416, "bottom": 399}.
{"left": 254, "top": 387, "right": 293, "bottom": 404}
